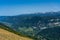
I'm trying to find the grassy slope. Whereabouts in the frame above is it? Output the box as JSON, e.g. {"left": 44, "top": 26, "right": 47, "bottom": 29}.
{"left": 0, "top": 28, "right": 33, "bottom": 40}
{"left": 0, "top": 23, "right": 34, "bottom": 40}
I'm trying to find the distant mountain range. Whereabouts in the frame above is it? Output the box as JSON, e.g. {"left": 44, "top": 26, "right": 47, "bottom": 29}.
{"left": 0, "top": 11, "right": 60, "bottom": 40}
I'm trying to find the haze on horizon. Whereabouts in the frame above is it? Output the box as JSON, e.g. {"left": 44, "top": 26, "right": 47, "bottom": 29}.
{"left": 0, "top": 0, "right": 60, "bottom": 16}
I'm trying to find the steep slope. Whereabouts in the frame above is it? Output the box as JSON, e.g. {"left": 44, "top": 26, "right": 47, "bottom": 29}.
{"left": 0, "top": 28, "right": 33, "bottom": 40}
{"left": 0, "top": 23, "right": 34, "bottom": 40}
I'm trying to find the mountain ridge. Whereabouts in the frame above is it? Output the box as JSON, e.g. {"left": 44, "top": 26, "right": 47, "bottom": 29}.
{"left": 0, "top": 11, "right": 60, "bottom": 40}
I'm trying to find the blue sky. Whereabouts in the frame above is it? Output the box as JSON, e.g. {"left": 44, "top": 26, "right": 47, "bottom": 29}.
{"left": 0, "top": 0, "right": 60, "bottom": 16}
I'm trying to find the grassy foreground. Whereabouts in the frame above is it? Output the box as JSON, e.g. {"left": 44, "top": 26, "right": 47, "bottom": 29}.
{"left": 0, "top": 28, "right": 33, "bottom": 40}
{"left": 0, "top": 23, "right": 34, "bottom": 40}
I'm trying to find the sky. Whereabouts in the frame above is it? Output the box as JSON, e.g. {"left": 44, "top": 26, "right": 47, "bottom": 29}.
{"left": 0, "top": 0, "right": 60, "bottom": 16}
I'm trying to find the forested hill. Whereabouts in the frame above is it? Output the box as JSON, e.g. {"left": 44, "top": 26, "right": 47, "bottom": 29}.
{"left": 0, "top": 11, "right": 60, "bottom": 40}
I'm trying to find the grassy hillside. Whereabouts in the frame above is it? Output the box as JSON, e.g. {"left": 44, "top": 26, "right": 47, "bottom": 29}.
{"left": 0, "top": 23, "right": 34, "bottom": 40}
{"left": 0, "top": 28, "right": 33, "bottom": 40}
